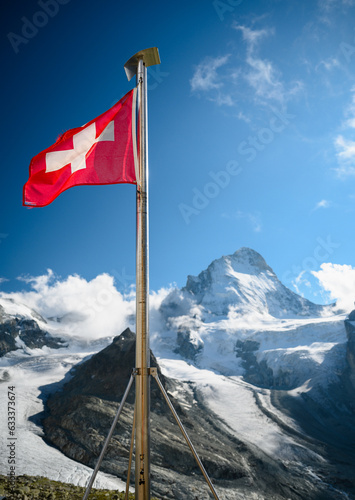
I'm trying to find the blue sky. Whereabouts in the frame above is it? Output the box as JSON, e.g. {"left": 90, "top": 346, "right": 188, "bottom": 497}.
{"left": 1, "top": 0, "right": 355, "bottom": 305}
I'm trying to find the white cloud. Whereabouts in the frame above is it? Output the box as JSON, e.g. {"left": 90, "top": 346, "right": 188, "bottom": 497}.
{"left": 335, "top": 135, "right": 355, "bottom": 160}
{"left": 312, "top": 263, "right": 355, "bottom": 312}
{"left": 1, "top": 271, "right": 173, "bottom": 345}
{"left": 318, "top": 0, "right": 355, "bottom": 24}
{"left": 318, "top": 0, "right": 337, "bottom": 11}
{"left": 345, "top": 88, "right": 355, "bottom": 125}
{"left": 190, "top": 55, "right": 230, "bottom": 92}
{"left": 245, "top": 56, "right": 290, "bottom": 103}
{"left": 292, "top": 270, "right": 311, "bottom": 296}
{"left": 334, "top": 135, "right": 355, "bottom": 176}
{"left": 319, "top": 0, "right": 355, "bottom": 10}
{"left": 237, "top": 110, "right": 252, "bottom": 123}
{"left": 234, "top": 24, "right": 302, "bottom": 106}
{"left": 210, "top": 92, "right": 235, "bottom": 107}
{"left": 0, "top": 277, "right": 8, "bottom": 284}
{"left": 234, "top": 25, "right": 273, "bottom": 49}
{"left": 190, "top": 55, "right": 237, "bottom": 107}
{"left": 313, "top": 199, "right": 332, "bottom": 210}
{"left": 316, "top": 58, "right": 340, "bottom": 72}
{"left": 4, "top": 270, "right": 135, "bottom": 342}
{"left": 190, "top": 24, "right": 302, "bottom": 113}
{"left": 333, "top": 88, "right": 355, "bottom": 176}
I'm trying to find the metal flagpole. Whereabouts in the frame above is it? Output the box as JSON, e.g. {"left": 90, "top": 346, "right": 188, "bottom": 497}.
{"left": 124, "top": 47, "right": 161, "bottom": 500}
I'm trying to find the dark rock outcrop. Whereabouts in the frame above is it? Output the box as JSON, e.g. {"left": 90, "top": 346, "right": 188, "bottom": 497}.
{"left": 345, "top": 309, "right": 355, "bottom": 391}
{"left": 0, "top": 303, "right": 66, "bottom": 356}
{"left": 174, "top": 327, "right": 203, "bottom": 361}
{"left": 235, "top": 339, "right": 309, "bottom": 390}
{"left": 236, "top": 339, "right": 275, "bottom": 387}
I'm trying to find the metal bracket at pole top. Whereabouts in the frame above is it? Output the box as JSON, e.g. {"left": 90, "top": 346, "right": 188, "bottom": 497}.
{"left": 124, "top": 47, "right": 161, "bottom": 81}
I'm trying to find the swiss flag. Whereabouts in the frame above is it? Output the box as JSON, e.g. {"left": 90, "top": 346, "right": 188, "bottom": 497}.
{"left": 23, "top": 88, "right": 137, "bottom": 207}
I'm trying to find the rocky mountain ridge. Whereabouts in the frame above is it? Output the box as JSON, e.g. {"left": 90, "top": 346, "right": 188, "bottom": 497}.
{"left": 0, "top": 298, "right": 66, "bottom": 357}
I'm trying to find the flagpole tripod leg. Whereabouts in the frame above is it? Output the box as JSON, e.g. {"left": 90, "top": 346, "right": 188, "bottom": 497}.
{"left": 82, "top": 371, "right": 136, "bottom": 500}
{"left": 150, "top": 368, "right": 221, "bottom": 500}
{"left": 125, "top": 405, "right": 136, "bottom": 500}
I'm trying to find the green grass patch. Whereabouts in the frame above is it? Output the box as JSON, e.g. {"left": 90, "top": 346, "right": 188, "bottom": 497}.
{"left": 0, "top": 474, "right": 160, "bottom": 499}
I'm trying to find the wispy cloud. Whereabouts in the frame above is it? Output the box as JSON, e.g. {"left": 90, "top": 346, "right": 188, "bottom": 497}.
{"left": 316, "top": 58, "right": 340, "bottom": 72}
{"left": 317, "top": 0, "right": 355, "bottom": 25}
{"left": 212, "top": 92, "right": 235, "bottom": 107}
{"left": 190, "top": 23, "right": 302, "bottom": 113}
{"left": 319, "top": 0, "right": 337, "bottom": 11}
{"left": 333, "top": 87, "right": 355, "bottom": 176}
{"left": 292, "top": 270, "right": 311, "bottom": 297}
{"left": 190, "top": 55, "right": 230, "bottom": 92}
{"left": 234, "top": 23, "right": 303, "bottom": 107}
{"left": 313, "top": 199, "right": 332, "bottom": 211}
{"left": 335, "top": 135, "right": 355, "bottom": 176}
{"left": 319, "top": 0, "right": 355, "bottom": 11}
{"left": 222, "top": 210, "right": 262, "bottom": 232}
{"left": 344, "top": 89, "right": 355, "bottom": 129}
{"left": 234, "top": 25, "right": 273, "bottom": 50}
{"left": 237, "top": 110, "right": 252, "bottom": 123}
{"left": 190, "top": 55, "right": 236, "bottom": 107}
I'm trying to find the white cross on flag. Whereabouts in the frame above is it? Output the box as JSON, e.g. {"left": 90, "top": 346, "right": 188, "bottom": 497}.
{"left": 23, "top": 88, "right": 137, "bottom": 207}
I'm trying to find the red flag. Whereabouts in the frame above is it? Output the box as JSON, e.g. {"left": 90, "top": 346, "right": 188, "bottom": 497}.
{"left": 23, "top": 88, "right": 138, "bottom": 207}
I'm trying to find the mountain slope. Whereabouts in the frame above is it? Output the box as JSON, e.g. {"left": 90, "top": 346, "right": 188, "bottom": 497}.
{"left": 157, "top": 248, "right": 344, "bottom": 385}
{"left": 0, "top": 247, "right": 354, "bottom": 498}
{"left": 41, "top": 329, "right": 350, "bottom": 500}
{"left": 0, "top": 297, "right": 66, "bottom": 356}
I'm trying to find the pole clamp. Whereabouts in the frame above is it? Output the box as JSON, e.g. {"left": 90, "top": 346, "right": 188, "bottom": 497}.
{"left": 149, "top": 367, "right": 158, "bottom": 377}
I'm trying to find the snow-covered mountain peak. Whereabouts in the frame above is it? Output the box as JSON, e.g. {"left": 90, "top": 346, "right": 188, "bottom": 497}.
{"left": 185, "top": 247, "right": 274, "bottom": 297}
{"left": 157, "top": 248, "right": 345, "bottom": 388}
{"left": 230, "top": 247, "right": 275, "bottom": 275}
{"left": 181, "top": 247, "right": 324, "bottom": 318}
